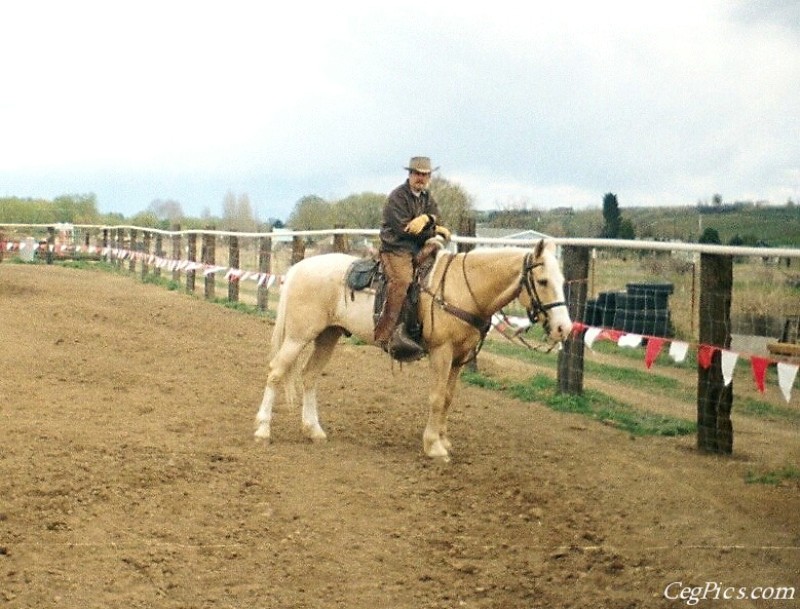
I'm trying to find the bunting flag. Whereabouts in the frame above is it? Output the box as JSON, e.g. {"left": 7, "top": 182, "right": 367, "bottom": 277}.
{"left": 698, "top": 344, "right": 716, "bottom": 370}
{"left": 570, "top": 324, "right": 798, "bottom": 404}
{"left": 750, "top": 356, "right": 769, "bottom": 393}
{"left": 618, "top": 333, "right": 643, "bottom": 348}
{"left": 721, "top": 350, "right": 739, "bottom": 387}
{"left": 644, "top": 337, "right": 665, "bottom": 369}
{"left": 669, "top": 340, "right": 689, "bottom": 363}
{"left": 584, "top": 327, "right": 603, "bottom": 349}
{"left": 777, "top": 363, "right": 799, "bottom": 403}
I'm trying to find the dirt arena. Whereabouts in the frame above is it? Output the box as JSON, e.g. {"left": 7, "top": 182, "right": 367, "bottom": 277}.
{"left": 1, "top": 264, "right": 797, "bottom": 608}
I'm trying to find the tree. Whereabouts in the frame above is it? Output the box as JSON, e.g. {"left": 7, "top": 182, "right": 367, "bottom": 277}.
{"left": 333, "top": 192, "right": 384, "bottom": 228}
{"left": 601, "top": 192, "right": 621, "bottom": 238}
{"left": 222, "top": 191, "right": 258, "bottom": 232}
{"left": 430, "top": 176, "right": 475, "bottom": 229}
{"left": 52, "top": 193, "right": 99, "bottom": 223}
{"left": 147, "top": 199, "right": 184, "bottom": 225}
{"left": 288, "top": 195, "right": 334, "bottom": 230}
{"left": 618, "top": 218, "right": 636, "bottom": 240}
{"left": 699, "top": 227, "right": 721, "bottom": 244}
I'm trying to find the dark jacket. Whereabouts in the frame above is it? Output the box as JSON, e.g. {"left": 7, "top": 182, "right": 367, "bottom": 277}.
{"left": 379, "top": 180, "right": 440, "bottom": 254}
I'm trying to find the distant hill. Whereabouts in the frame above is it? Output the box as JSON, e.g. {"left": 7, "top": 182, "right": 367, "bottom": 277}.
{"left": 478, "top": 204, "right": 800, "bottom": 248}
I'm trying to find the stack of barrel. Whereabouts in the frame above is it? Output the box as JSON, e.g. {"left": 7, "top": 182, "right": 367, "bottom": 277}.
{"left": 583, "top": 283, "right": 674, "bottom": 338}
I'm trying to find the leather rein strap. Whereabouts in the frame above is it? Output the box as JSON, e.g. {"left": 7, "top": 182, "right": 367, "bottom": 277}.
{"left": 520, "top": 252, "right": 566, "bottom": 326}
{"left": 423, "top": 253, "right": 491, "bottom": 333}
{"left": 424, "top": 250, "right": 565, "bottom": 333}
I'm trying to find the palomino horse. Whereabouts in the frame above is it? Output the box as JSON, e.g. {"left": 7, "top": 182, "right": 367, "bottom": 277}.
{"left": 254, "top": 239, "right": 573, "bottom": 459}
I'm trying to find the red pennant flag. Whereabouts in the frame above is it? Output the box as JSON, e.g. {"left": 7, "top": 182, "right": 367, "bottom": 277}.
{"left": 644, "top": 337, "right": 665, "bottom": 369}
{"left": 698, "top": 344, "right": 716, "bottom": 369}
{"left": 750, "top": 356, "right": 769, "bottom": 393}
{"left": 571, "top": 321, "right": 587, "bottom": 335}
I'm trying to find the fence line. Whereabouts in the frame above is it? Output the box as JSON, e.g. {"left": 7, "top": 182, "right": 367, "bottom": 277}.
{"left": 2, "top": 223, "right": 798, "bottom": 455}
{"left": 3, "top": 222, "right": 800, "bottom": 259}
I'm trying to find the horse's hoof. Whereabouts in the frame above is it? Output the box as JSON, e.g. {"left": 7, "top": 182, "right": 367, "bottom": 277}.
{"left": 304, "top": 424, "right": 328, "bottom": 443}
{"left": 424, "top": 440, "right": 449, "bottom": 460}
{"left": 254, "top": 427, "right": 271, "bottom": 443}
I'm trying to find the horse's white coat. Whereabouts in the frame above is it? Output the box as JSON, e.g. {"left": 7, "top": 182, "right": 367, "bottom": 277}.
{"left": 254, "top": 241, "right": 572, "bottom": 458}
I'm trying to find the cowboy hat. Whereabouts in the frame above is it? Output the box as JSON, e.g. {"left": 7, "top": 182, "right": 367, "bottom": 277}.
{"left": 404, "top": 156, "right": 440, "bottom": 174}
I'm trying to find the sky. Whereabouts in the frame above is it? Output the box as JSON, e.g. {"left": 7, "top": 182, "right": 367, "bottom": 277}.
{"left": 1, "top": 0, "right": 798, "bottom": 221}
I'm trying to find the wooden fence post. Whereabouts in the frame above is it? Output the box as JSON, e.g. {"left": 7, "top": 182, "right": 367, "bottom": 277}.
{"left": 457, "top": 215, "right": 476, "bottom": 252}
{"left": 186, "top": 233, "right": 197, "bottom": 293}
{"left": 228, "top": 235, "right": 239, "bottom": 303}
{"left": 102, "top": 229, "right": 109, "bottom": 262}
{"left": 141, "top": 231, "right": 151, "bottom": 280}
{"left": 128, "top": 229, "right": 137, "bottom": 273}
{"left": 291, "top": 235, "right": 305, "bottom": 265}
{"left": 203, "top": 231, "right": 216, "bottom": 300}
{"left": 154, "top": 233, "right": 163, "bottom": 280}
{"left": 333, "top": 225, "right": 347, "bottom": 253}
{"left": 257, "top": 230, "right": 272, "bottom": 312}
{"left": 172, "top": 225, "right": 182, "bottom": 283}
{"left": 46, "top": 226, "right": 55, "bottom": 265}
{"left": 0, "top": 228, "right": 4, "bottom": 264}
{"left": 457, "top": 215, "right": 478, "bottom": 371}
{"left": 697, "top": 253, "right": 734, "bottom": 454}
{"left": 557, "top": 245, "right": 590, "bottom": 395}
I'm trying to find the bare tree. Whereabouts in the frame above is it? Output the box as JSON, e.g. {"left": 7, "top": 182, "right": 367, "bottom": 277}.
{"left": 222, "top": 190, "right": 258, "bottom": 232}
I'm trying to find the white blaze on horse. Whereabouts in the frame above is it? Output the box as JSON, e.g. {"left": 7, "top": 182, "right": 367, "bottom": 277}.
{"left": 254, "top": 239, "right": 573, "bottom": 459}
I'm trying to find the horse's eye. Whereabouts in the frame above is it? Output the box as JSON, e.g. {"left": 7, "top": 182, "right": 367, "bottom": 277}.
{"left": 537, "top": 279, "right": 549, "bottom": 288}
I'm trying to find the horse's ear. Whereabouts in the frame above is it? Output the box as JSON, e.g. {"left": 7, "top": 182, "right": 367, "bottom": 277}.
{"left": 534, "top": 239, "right": 547, "bottom": 258}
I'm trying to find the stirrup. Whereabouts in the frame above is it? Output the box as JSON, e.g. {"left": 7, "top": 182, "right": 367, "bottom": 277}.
{"left": 385, "top": 323, "right": 425, "bottom": 362}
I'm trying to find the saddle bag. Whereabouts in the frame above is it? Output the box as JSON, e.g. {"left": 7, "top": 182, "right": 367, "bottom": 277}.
{"left": 346, "top": 258, "right": 379, "bottom": 294}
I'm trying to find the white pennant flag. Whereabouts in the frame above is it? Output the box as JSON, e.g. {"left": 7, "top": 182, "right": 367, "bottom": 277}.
{"left": 777, "top": 362, "right": 798, "bottom": 403}
{"left": 584, "top": 327, "right": 602, "bottom": 349}
{"left": 669, "top": 341, "right": 689, "bottom": 363}
{"left": 720, "top": 350, "right": 738, "bottom": 386}
{"left": 618, "top": 334, "right": 643, "bottom": 348}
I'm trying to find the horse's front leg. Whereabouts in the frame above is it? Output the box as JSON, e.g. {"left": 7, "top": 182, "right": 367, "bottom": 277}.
{"left": 438, "top": 363, "right": 464, "bottom": 452}
{"left": 423, "top": 345, "right": 454, "bottom": 459}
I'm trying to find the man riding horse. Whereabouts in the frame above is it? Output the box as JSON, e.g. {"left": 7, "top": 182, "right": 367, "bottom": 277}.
{"left": 374, "top": 156, "right": 452, "bottom": 359}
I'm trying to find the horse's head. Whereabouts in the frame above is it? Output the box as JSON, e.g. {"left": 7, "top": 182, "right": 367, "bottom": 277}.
{"left": 517, "top": 240, "right": 573, "bottom": 342}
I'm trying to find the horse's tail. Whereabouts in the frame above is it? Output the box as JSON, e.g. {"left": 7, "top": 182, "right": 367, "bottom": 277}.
{"left": 270, "top": 269, "right": 292, "bottom": 359}
{"left": 269, "top": 267, "right": 300, "bottom": 409}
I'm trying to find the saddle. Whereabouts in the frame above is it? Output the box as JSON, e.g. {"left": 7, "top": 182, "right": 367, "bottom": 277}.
{"left": 344, "top": 241, "right": 441, "bottom": 352}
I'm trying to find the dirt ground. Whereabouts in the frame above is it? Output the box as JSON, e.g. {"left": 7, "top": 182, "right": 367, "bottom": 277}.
{"left": 1, "top": 264, "right": 798, "bottom": 609}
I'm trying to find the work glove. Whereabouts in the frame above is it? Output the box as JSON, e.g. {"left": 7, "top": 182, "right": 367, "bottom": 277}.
{"left": 405, "top": 214, "right": 432, "bottom": 235}
{"left": 435, "top": 225, "right": 452, "bottom": 240}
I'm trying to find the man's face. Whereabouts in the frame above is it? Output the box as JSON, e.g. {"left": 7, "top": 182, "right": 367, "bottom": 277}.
{"left": 409, "top": 170, "right": 431, "bottom": 192}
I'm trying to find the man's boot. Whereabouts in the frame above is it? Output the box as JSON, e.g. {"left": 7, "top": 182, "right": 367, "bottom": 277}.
{"left": 374, "top": 281, "right": 424, "bottom": 361}
{"left": 388, "top": 323, "right": 425, "bottom": 362}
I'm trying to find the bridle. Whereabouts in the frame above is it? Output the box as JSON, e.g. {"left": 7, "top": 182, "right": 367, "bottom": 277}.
{"left": 425, "top": 250, "right": 566, "bottom": 337}
{"left": 518, "top": 252, "right": 567, "bottom": 335}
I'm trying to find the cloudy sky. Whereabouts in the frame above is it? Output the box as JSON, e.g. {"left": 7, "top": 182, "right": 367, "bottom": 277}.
{"left": 2, "top": 0, "right": 798, "bottom": 221}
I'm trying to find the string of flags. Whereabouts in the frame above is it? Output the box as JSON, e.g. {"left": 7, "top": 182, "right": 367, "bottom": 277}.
{"left": 5, "top": 239, "right": 798, "bottom": 403}
{"left": 2, "top": 240, "right": 286, "bottom": 289}
{"left": 491, "top": 314, "right": 798, "bottom": 404}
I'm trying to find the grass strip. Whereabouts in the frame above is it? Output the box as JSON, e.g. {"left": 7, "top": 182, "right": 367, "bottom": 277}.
{"left": 745, "top": 466, "right": 800, "bottom": 485}
{"left": 462, "top": 371, "right": 696, "bottom": 437}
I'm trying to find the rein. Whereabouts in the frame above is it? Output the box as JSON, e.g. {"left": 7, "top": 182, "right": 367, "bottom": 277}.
{"left": 423, "top": 250, "right": 566, "bottom": 360}
{"left": 519, "top": 252, "right": 566, "bottom": 330}
{"left": 423, "top": 253, "right": 491, "bottom": 333}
